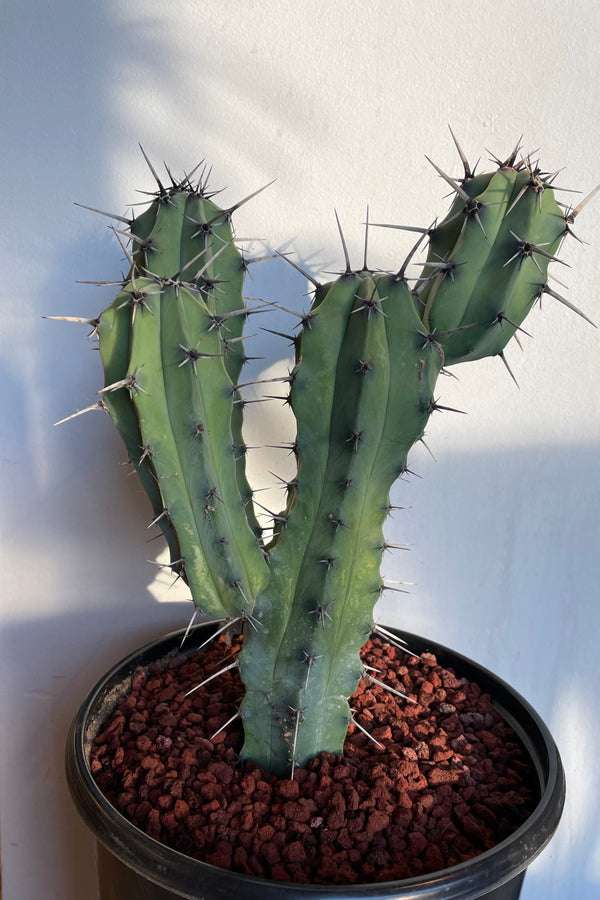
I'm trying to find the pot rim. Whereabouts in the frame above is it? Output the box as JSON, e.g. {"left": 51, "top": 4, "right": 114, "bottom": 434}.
{"left": 66, "top": 621, "right": 565, "bottom": 899}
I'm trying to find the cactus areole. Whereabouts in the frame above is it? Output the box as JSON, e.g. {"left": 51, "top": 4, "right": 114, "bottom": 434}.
{"left": 63, "top": 139, "right": 594, "bottom": 777}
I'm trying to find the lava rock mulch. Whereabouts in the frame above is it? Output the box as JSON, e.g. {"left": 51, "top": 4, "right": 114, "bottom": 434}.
{"left": 91, "top": 634, "right": 536, "bottom": 884}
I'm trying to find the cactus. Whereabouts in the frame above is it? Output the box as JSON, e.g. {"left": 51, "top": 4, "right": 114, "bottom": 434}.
{"left": 56, "top": 137, "right": 595, "bottom": 777}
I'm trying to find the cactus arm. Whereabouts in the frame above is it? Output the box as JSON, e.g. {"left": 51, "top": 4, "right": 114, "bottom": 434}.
{"left": 415, "top": 167, "right": 497, "bottom": 305}
{"left": 121, "top": 279, "right": 267, "bottom": 614}
{"left": 239, "top": 274, "right": 442, "bottom": 774}
{"left": 456, "top": 174, "right": 567, "bottom": 362}
{"left": 130, "top": 187, "right": 261, "bottom": 537}
{"left": 96, "top": 176, "right": 268, "bottom": 611}
{"left": 423, "top": 167, "right": 568, "bottom": 365}
{"left": 420, "top": 168, "right": 519, "bottom": 332}
{"left": 238, "top": 157, "right": 574, "bottom": 774}
{"left": 144, "top": 190, "right": 263, "bottom": 539}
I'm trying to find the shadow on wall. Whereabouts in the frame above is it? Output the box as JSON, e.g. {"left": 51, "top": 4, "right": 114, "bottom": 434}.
{"left": 378, "top": 440, "right": 600, "bottom": 668}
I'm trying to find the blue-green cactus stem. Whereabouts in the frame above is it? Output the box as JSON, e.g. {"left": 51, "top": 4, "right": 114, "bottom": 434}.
{"left": 239, "top": 272, "right": 442, "bottom": 774}
{"left": 124, "top": 281, "right": 266, "bottom": 613}
{"left": 419, "top": 162, "right": 568, "bottom": 366}
{"left": 129, "top": 183, "right": 261, "bottom": 535}
{"left": 97, "top": 170, "right": 268, "bottom": 612}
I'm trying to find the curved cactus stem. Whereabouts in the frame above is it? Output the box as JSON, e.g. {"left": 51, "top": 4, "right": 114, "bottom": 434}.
{"left": 239, "top": 272, "right": 443, "bottom": 774}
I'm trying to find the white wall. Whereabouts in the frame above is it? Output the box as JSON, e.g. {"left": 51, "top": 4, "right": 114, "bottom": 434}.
{"left": 1, "top": 1, "right": 599, "bottom": 898}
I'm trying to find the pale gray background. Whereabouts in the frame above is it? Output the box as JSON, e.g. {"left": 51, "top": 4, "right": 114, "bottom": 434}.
{"left": 1, "top": 1, "right": 599, "bottom": 898}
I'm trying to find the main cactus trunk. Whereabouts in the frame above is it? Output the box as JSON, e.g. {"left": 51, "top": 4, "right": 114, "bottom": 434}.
{"left": 239, "top": 273, "right": 442, "bottom": 772}
{"left": 67, "top": 143, "right": 589, "bottom": 777}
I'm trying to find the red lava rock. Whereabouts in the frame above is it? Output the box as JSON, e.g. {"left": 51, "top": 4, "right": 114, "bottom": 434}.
{"left": 366, "top": 810, "right": 390, "bottom": 837}
{"left": 207, "top": 840, "right": 232, "bottom": 869}
{"left": 174, "top": 799, "right": 190, "bottom": 820}
{"left": 282, "top": 841, "right": 307, "bottom": 864}
{"left": 146, "top": 808, "right": 161, "bottom": 838}
{"left": 345, "top": 786, "right": 360, "bottom": 811}
{"left": 424, "top": 843, "right": 445, "bottom": 871}
{"left": 326, "top": 791, "right": 346, "bottom": 829}
{"left": 413, "top": 740, "right": 430, "bottom": 760}
{"left": 271, "top": 863, "right": 292, "bottom": 882}
{"left": 479, "top": 730, "right": 501, "bottom": 752}
{"left": 157, "top": 794, "right": 173, "bottom": 811}
{"left": 161, "top": 811, "right": 178, "bottom": 831}
{"left": 241, "top": 811, "right": 254, "bottom": 831}
{"left": 278, "top": 779, "right": 300, "bottom": 800}
{"left": 428, "top": 767, "right": 460, "bottom": 786}
{"left": 396, "top": 791, "right": 413, "bottom": 810}
{"left": 283, "top": 800, "right": 313, "bottom": 823}
{"left": 208, "top": 760, "right": 234, "bottom": 784}
{"left": 408, "top": 830, "right": 429, "bottom": 855}
{"left": 257, "top": 823, "right": 275, "bottom": 842}
{"left": 372, "top": 725, "right": 392, "bottom": 741}
{"left": 90, "top": 634, "right": 535, "bottom": 886}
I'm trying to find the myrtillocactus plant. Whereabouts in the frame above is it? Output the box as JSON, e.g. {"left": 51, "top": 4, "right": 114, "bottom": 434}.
{"left": 55, "top": 138, "right": 595, "bottom": 776}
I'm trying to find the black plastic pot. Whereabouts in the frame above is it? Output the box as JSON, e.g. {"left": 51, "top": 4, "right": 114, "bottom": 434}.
{"left": 66, "top": 622, "right": 565, "bottom": 900}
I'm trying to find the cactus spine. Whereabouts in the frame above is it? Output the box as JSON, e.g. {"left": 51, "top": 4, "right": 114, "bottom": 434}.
{"left": 62, "top": 139, "right": 594, "bottom": 776}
